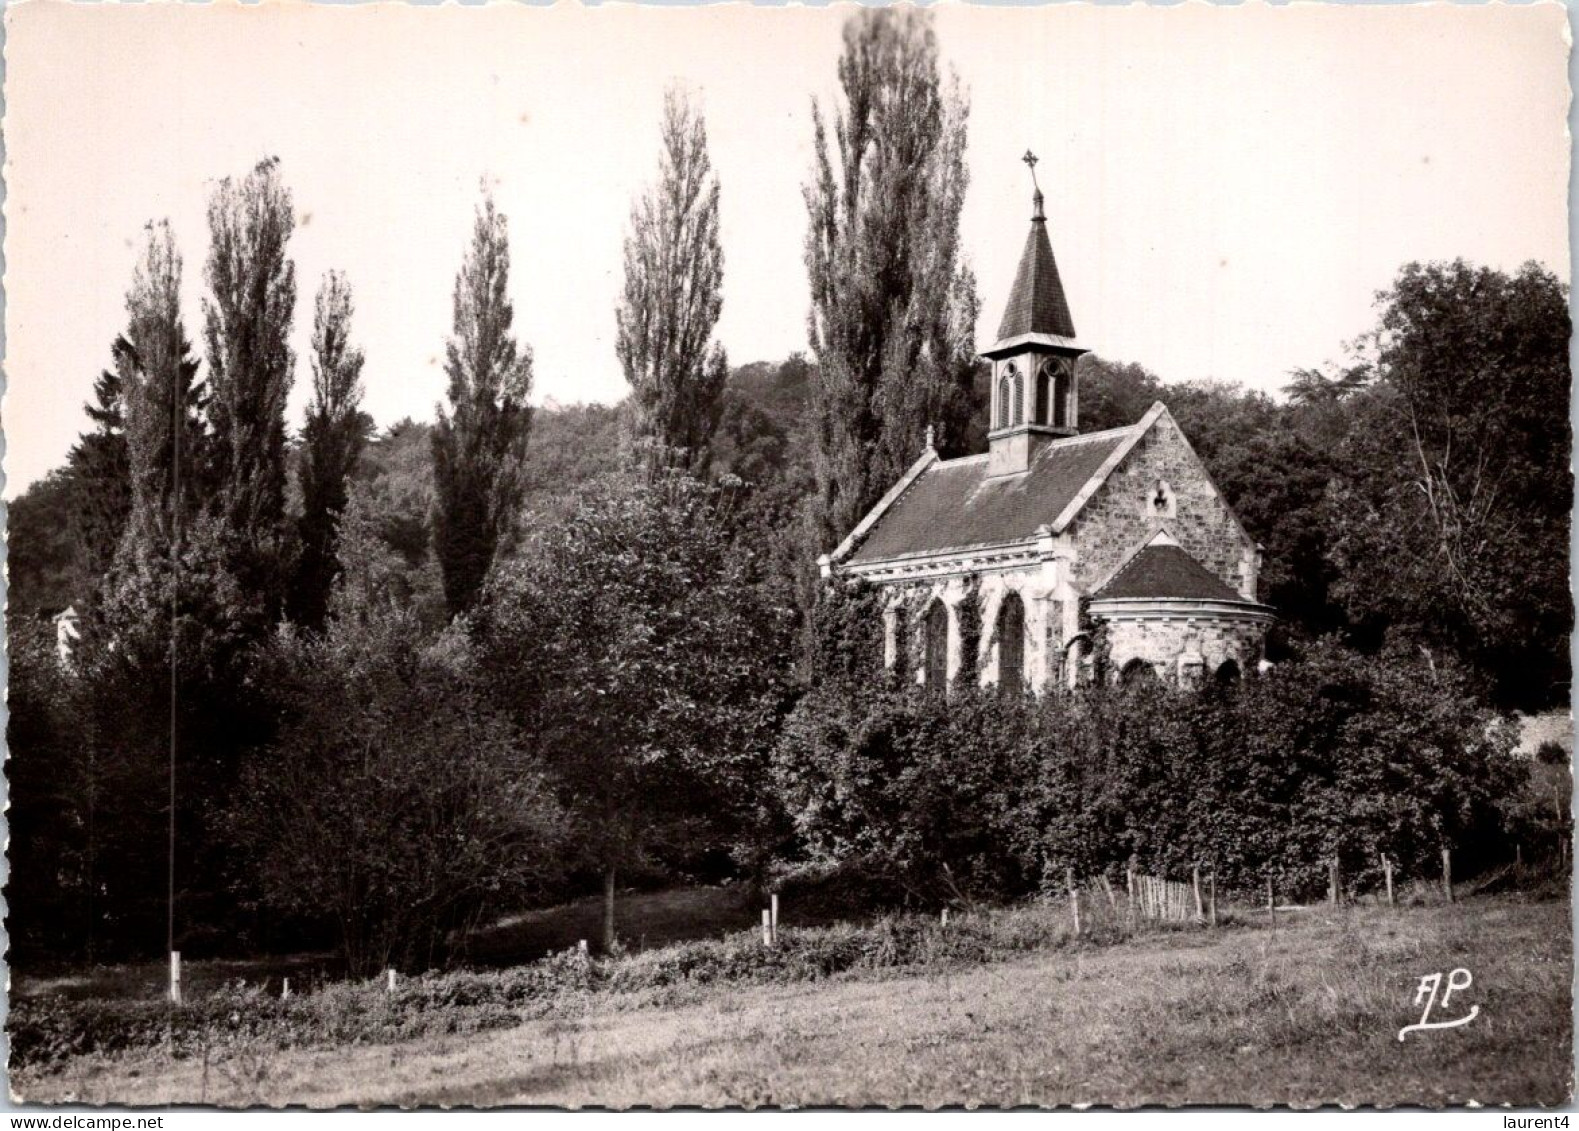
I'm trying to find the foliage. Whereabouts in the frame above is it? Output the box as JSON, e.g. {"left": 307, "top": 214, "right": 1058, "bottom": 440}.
{"left": 5, "top": 618, "right": 94, "bottom": 960}
{"left": 7, "top": 471, "right": 93, "bottom": 617}
{"left": 1325, "top": 260, "right": 1572, "bottom": 710}
{"left": 67, "top": 352, "right": 132, "bottom": 592}
{"left": 118, "top": 220, "right": 208, "bottom": 576}
{"left": 431, "top": 192, "right": 534, "bottom": 615}
{"left": 293, "top": 270, "right": 372, "bottom": 629}
{"left": 776, "top": 642, "right": 1524, "bottom": 904}
{"left": 237, "top": 571, "right": 564, "bottom": 976}
{"left": 202, "top": 157, "right": 298, "bottom": 630}
{"left": 479, "top": 471, "right": 797, "bottom": 939}
{"left": 804, "top": 7, "right": 980, "bottom": 552}
{"left": 616, "top": 87, "right": 728, "bottom": 473}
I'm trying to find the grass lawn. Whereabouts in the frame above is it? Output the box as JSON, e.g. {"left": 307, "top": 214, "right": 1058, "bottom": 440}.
{"left": 12, "top": 894, "right": 1570, "bottom": 1108}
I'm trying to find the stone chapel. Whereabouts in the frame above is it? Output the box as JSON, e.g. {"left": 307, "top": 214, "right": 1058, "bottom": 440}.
{"left": 819, "top": 161, "right": 1275, "bottom": 692}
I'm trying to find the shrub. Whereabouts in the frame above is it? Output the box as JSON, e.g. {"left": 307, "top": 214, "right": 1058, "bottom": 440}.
{"left": 774, "top": 640, "right": 1525, "bottom": 903}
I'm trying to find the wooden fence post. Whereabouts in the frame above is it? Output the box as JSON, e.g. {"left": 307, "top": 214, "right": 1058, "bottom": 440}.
{"left": 1328, "top": 856, "right": 1340, "bottom": 907}
{"left": 1067, "top": 867, "right": 1081, "bottom": 937}
{"left": 1192, "top": 864, "right": 1204, "bottom": 923}
{"left": 761, "top": 909, "right": 773, "bottom": 946}
{"left": 941, "top": 907, "right": 949, "bottom": 927}
{"left": 169, "top": 951, "right": 182, "bottom": 1005}
{"left": 1266, "top": 875, "right": 1275, "bottom": 929}
{"left": 1382, "top": 854, "right": 1395, "bottom": 907}
{"left": 1207, "top": 866, "right": 1217, "bottom": 928}
{"left": 1126, "top": 866, "right": 1136, "bottom": 927}
{"left": 386, "top": 969, "right": 397, "bottom": 993}
{"left": 282, "top": 977, "right": 291, "bottom": 1001}
{"left": 1441, "top": 847, "right": 1454, "bottom": 905}
{"left": 771, "top": 893, "right": 779, "bottom": 944}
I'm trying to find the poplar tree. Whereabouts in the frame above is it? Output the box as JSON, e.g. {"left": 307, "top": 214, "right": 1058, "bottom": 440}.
{"left": 431, "top": 193, "right": 534, "bottom": 616}
{"left": 117, "top": 221, "right": 206, "bottom": 574}
{"left": 615, "top": 87, "right": 728, "bottom": 473}
{"left": 202, "top": 156, "right": 297, "bottom": 624}
{"left": 803, "top": 8, "right": 979, "bottom": 550}
{"left": 294, "top": 271, "right": 371, "bottom": 629}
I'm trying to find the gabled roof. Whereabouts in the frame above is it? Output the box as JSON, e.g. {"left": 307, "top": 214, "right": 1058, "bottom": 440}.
{"left": 1092, "top": 541, "right": 1243, "bottom": 603}
{"left": 843, "top": 424, "right": 1138, "bottom": 566}
{"left": 994, "top": 206, "right": 1077, "bottom": 343}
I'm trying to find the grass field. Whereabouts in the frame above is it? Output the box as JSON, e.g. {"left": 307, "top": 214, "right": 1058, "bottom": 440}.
{"left": 12, "top": 893, "right": 1570, "bottom": 1108}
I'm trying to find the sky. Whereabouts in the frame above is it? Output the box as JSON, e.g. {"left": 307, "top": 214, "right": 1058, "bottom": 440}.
{"left": 3, "top": 1, "right": 1569, "bottom": 497}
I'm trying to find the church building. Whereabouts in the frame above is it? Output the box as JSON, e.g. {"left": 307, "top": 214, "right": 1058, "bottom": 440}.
{"left": 820, "top": 159, "right": 1274, "bottom": 692}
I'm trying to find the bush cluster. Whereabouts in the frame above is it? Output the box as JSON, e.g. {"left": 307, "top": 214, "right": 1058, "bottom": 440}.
{"left": 775, "top": 637, "right": 1527, "bottom": 904}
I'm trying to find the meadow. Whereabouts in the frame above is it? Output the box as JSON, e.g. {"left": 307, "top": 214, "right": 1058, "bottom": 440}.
{"left": 10, "top": 889, "right": 1570, "bottom": 1108}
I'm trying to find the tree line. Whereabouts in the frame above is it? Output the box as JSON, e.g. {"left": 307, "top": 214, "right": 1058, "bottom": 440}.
{"left": 7, "top": 9, "right": 1570, "bottom": 973}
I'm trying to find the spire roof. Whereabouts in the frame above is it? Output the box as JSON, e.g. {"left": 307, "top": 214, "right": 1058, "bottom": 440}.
{"left": 995, "top": 204, "right": 1077, "bottom": 342}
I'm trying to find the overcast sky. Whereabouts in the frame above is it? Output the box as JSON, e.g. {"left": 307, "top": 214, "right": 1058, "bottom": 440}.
{"left": 3, "top": 2, "right": 1568, "bottom": 497}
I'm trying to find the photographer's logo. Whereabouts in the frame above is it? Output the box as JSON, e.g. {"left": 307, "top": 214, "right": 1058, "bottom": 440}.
{"left": 1398, "top": 967, "right": 1480, "bottom": 1041}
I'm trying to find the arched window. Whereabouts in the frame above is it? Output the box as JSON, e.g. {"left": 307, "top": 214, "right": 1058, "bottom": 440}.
{"left": 1034, "top": 370, "right": 1051, "bottom": 425}
{"left": 1120, "top": 658, "right": 1158, "bottom": 686}
{"left": 1052, "top": 361, "right": 1072, "bottom": 429}
{"left": 1011, "top": 372, "right": 1025, "bottom": 426}
{"left": 996, "top": 592, "right": 1026, "bottom": 691}
{"left": 1215, "top": 659, "right": 1242, "bottom": 684}
{"left": 924, "top": 599, "right": 950, "bottom": 691}
{"left": 996, "top": 369, "right": 1013, "bottom": 430}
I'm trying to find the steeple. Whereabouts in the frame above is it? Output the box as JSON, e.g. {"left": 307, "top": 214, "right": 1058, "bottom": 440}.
{"left": 995, "top": 151, "right": 1077, "bottom": 344}
{"left": 981, "top": 152, "right": 1089, "bottom": 478}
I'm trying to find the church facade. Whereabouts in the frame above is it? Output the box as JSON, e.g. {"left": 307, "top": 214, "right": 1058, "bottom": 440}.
{"left": 820, "top": 168, "right": 1274, "bottom": 692}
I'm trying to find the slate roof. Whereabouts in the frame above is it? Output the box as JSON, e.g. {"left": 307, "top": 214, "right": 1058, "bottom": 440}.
{"left": 995, "top": 211, "right": 1077, "bottom": 342}
{"left": 845, "top": 428, "right": 1133, "bottom": 565}
{"left": 1092, "top": 543, "right": 1243, "bottom": 603}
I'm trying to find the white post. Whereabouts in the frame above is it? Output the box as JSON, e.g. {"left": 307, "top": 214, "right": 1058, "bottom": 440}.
{"left": 941, "top": 907, "right": 949, "bottom": 927}
{"left": 578, "top": 938, "right": 589, "bottom": 958}
{"left": 169, "top": 951, "right": 182, "bottom": 1005}
{"left": 386, "top": 968, "right": 397, "bottom": 993}
{"left": 281, "top": 977, "right": 290, "bottom": 1001}
{"left": 761, "top": 909, "right": 772, "bottom": 947}
{"left": 770, "top": 893, "right": 779, "bottom": 943}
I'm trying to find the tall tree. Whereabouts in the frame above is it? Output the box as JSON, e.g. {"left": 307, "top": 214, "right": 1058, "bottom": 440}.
{"left": 481, "top": 472, "right": 794, "bottom": 950}
{"left": 117, "top": 221, "right": 206, "bottom": 574}
{"left": 294, "top": 271, "right": 371, "bottom": 629}
{"left": 1325, "top": 260, "right": 1572, "bottom": 709}
{"left": 66, "top": 351, "right": 132, "bottom": 590}
{"left": 431, "top": 193, "right": 534, "bottom": 616}
{"left": 202, "top": 156, "right": 297, "bottom": 625}
{"left": 615, "top": 87, "right": 728, "bottom": 473}
{"left": 803, "top": 7, "right": 979, "bottom": 551}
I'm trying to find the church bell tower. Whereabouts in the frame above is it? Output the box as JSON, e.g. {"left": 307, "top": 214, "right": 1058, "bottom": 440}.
{"left": 983, "top": 152, "right": 1089, "bottom": 478}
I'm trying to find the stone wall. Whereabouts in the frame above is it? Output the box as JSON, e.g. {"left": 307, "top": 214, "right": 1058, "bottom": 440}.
{"left": 880, "top": 566, "right": 1059, "bottom": 691}
{"left": 1104, "top": 615, "right": 1266, "bottom": 683}
{"left": 1068, "top": 413, "right": 1253, "bottom": 596}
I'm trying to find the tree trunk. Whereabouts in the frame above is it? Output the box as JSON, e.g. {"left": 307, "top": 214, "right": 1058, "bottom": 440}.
{"left": 603, "top": 865, "right": 617, "bottom": 952}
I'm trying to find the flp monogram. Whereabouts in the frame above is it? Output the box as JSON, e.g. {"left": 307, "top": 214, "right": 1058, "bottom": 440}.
{"left": 1397, "top": 968, "right": 1480, "bottom": 1041}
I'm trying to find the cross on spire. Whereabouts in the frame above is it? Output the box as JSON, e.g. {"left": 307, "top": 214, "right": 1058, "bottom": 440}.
{"left": 1022, "top": 149, "right": 1045, "bottom": 222}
